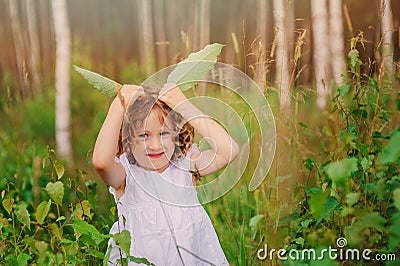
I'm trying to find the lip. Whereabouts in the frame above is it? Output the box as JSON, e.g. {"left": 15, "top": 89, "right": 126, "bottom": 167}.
{"left": 147, "top": 152, "right": 164, "bottom": 159}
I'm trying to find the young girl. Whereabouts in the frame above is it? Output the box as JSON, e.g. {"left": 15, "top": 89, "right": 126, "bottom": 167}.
{"left": 92, "top": 84, "right": 239, "bottom": 265}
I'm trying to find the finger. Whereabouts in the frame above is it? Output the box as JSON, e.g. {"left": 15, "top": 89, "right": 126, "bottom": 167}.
{"left": 159, "top": 83, "right": 176, "bottom": 97}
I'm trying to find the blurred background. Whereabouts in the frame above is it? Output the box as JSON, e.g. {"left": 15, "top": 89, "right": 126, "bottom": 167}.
{"left": 0, "top": 0, "right": 399, "bottom": 264}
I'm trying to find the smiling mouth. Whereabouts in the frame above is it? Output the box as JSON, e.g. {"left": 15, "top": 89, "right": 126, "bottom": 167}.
{"left": 147, "top": 152, "right": 164, "bottom": 159}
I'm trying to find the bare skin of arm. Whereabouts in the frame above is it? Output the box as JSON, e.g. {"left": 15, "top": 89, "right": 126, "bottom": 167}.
{"left": 92, "top": 85, "right": 143, "bottom": 199}
{"left": 159, "top": 85, "right": 240, "bottom": 178}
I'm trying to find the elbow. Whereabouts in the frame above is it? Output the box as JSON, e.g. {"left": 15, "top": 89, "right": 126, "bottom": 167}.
{"left": 92, "top": 154, "right": 110, "bottom": 173}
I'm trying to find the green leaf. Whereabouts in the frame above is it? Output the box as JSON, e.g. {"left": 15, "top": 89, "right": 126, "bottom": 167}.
{"left": 167, "top": 43, "right": 224, "bottom": 91}
{"left": 55, "top": 162, "right": 64, "bottom": 180}
{"left": 35, "top": 200, "right": 51, "bottom": 224}
{"left": 72, "top": 219, "right": 105, "bottom": 244}
{"left": 17, "top": 253, "right": 31, "bottom": 266}
{"left": 393, "top": 189, "right": 400, "bottom": 210}
{"left": 73, "top": 65, "right": 121, "bottom": 98}
{"left": 87, "top": 248, "right": 105, "bottom": 259}
{"left": 388, "top": 213, "right": 400, "bottom": 251}
{"left": 128, "top": 256, "right": 155, "bottom": 265}
{"left": 15, "top": 204, "right": 30, "bottom": 230}
{"left": 379, "top": 130, "right": 400, "bottom": 164}
{"left": 325, "top": 158, "right": 358, "bottom": 185}
{"left": 249, "top": 214, "right": 264, "bottom": 240}
{"left": 346, "top": 192, "right": 359, "bottom": 207}
{"left": 338, "top": 84, "right": 350, "bottom": 97}
{"left": 113, "top": 230, "right": 132, "bottom": 255}
{"left": 308, "top": 190, "right": 329, "bottom": 220}
{"left": 2, "top": 198, "right": 14, "bottom": 214}
{"left": 45, "top": 181, "right": 64, "bottom": 205}
{"left": 348, "top": 49, "right": 360, "bottom": 68}
{"left": 103, "top": 244, "right": 112, "bottom": 266}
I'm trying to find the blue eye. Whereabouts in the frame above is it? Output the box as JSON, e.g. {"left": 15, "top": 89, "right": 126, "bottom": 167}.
{"left": 160, "top": 131, "right": 170, "bottom": 137}
{"left": 138, "top": 133, "right": 148, "bottom": 139}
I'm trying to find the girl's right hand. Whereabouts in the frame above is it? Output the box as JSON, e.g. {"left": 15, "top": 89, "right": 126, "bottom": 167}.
{"left": 119, "top": 85, "right": 144, "bottom": 108}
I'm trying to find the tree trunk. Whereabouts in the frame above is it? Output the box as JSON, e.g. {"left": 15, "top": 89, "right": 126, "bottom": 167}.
{"left": 137, "top": 0, "right": 156, "bottom": 76}
{"left": 381, "top": 0, "right": 393, "bottom": 80}
{"left": 26, "top": 0, "right": 41, "bottom": 94}
{"left": 199, "top": 0, "right": 210, "bottom": 49}
{"left": 311, "top": 0, "right": 329, "bottom": 109}
{"left": 9, "top": 0, "right": 28, "bottom": 99}
{"left": 153, "top": 0, "right": 168, "bottom": 68}
{"left": 52, "top": 0, "right": 73, "bottom": 164}
{"left": 329, "top": 0, "right": 345, "bottom": 85}
{"left": 256, "top": 0, "right": 268, "bottom": 89}
{"left": 273, "top": 0, "right": 290, "bottom": 112}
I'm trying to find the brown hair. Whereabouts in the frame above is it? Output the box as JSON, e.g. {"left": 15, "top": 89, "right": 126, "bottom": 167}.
{"left": 117, "top": 85, "right": 194, "bottom": 165}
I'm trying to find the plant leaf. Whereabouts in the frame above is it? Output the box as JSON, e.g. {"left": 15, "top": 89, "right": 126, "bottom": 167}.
{"left": 113, "top": 230, "right": 131, "bottom": 255}
{"left": 72, "top": 219, "right": 105, "bottom": 244}
{"left": 379, "top": 130, "right": 400, "bottom": 164}
{"left": 167, "top": 43, "right": 224, "bottom": 91}
{"left": 325, "top": 158, "right": 358, "bottom": 185}
{"left": 73, "top": 65, "right": 121, "bottom": 98}
{"left": 2, "top": 198, "right": 14, "bottom": 215}
{"left": 15, "top": 204, "right": 30, "bottom": 230}
{"left": 35, "top": 200, "right": 51, "bottom": 224}
{"left": 45, "top": 181, "right": 64, "bottom": 205}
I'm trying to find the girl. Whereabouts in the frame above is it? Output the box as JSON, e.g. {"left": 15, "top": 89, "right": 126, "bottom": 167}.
{"left": 92, "top": 84, "right": 239, "bottom": 265}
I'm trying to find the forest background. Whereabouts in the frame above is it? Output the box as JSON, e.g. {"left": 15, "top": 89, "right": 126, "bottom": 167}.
{"left": 0, "top": 0, "right": 399, "bottom": 265}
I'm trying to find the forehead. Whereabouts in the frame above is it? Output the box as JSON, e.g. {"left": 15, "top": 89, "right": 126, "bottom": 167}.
{"left": 140, "top": 109, "right": 173, "bottom": 131}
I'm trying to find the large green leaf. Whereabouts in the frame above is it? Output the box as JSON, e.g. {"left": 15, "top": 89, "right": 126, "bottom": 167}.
{"left": 73, "top": 65, "right": 121, "bottom": 98}
{"left": 113, "top": 230, "right": 131, "bottom": 255}
{"left": 166, "top": 43, "right": 224, "bottom": 91}
{"left": 35, "top": 200, "right": 51, "bottom": 224}
{"left": 325, "top": 158, "right": 358, "bottom": 185}
{"left": 15, "top": 204, "right": 30, "bottom": 230}
{"left": 45, "top": 181, "right": 64, "bottom": 205}
{"left": 72, "top": 219, "right": 105, "bottom": 245}
{"left": 379, "top": 130, "right": 400, "bottom": 164}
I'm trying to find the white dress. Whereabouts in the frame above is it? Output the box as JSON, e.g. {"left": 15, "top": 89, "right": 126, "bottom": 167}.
{"left": 107, "top": 145, "right": 229, "bottom": 266}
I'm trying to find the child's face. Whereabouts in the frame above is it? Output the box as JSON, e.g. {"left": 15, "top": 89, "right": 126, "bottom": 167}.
{"left": 131, "top": 109, "right": 176, "bottom": 172}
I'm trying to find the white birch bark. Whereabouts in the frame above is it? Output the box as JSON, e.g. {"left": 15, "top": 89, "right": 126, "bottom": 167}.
{"left": 199, "top": 0, "right": 210, "bottom": 49}
{"left": 52, "top": 0, "right": 73, "bottom": 164}
{"left": 381, "top": 0, "right": 393, "bottom": 79}
{"left": 311, "top": 0, "right": 329, "bottom": 109}
{"left": 9, "top": 0, "right": 28, "bottom": 98}
{"left": 137, "top": 0, "right": 156, "bottom": 76}
{"left": 273, "top": 0, "right": 290, "bottom": 112}
{"left": 329, "top": 0, "right": 344, "bottom": 85}
{"left": 26, "top": 0, "right": 41, "bottom": 93}
{"left": 153, "top": 0, "right": 168, "bottom": 68}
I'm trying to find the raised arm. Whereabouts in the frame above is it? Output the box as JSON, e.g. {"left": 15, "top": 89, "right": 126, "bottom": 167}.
{"left": 92, "top": 85, "right": 143, "bottom": 193}
{"left": 159, "top": 85, "right": 239, "bottom": 177}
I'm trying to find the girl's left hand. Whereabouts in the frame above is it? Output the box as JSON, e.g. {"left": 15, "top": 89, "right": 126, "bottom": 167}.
{"left": 158, "top": 83, "right": 188, "bottom": 109}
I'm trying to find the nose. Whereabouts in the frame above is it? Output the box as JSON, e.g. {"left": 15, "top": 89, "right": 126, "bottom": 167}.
{"left": 147, "top": 135, "right": 162, "bottom": 150}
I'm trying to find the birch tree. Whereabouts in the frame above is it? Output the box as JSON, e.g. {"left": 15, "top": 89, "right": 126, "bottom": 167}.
{"left": 26, "top": 0, "right": 41, "bottom": 93}
{"left": 311, "top": 0, "right": 329, "bottom": 109}
{"left": 137, "top": 0, "right": 156, "bottom": 76}
{"left": 381, "top": 0, "right": 393, "bottom": 80}
{"left": 273, "top": 0, "right": 290, "bottom": 112}
{"left": 9, "top": 0, "right": 28, "bottom": 98}
{"left": 52, "top": 0, "right": 73, "bottom": 164}
{"left": 329, "top": 0, "right": 344, "bottom": 85}
{"left": 153, "top": 0, "right": 168, "bottom": 68}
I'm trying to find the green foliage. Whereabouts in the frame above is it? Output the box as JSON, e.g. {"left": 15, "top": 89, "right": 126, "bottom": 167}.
{"left": 167, "top": 43, "right": 225, "bottom": 91}
{"left": 0, "top": 145, "right": 111, "bottom": 265}
{"left": 73, "top": 65, "right": 122, "bottom": 98}
{"left": 75, "top": 43, "right": 224, "bottom": 98}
